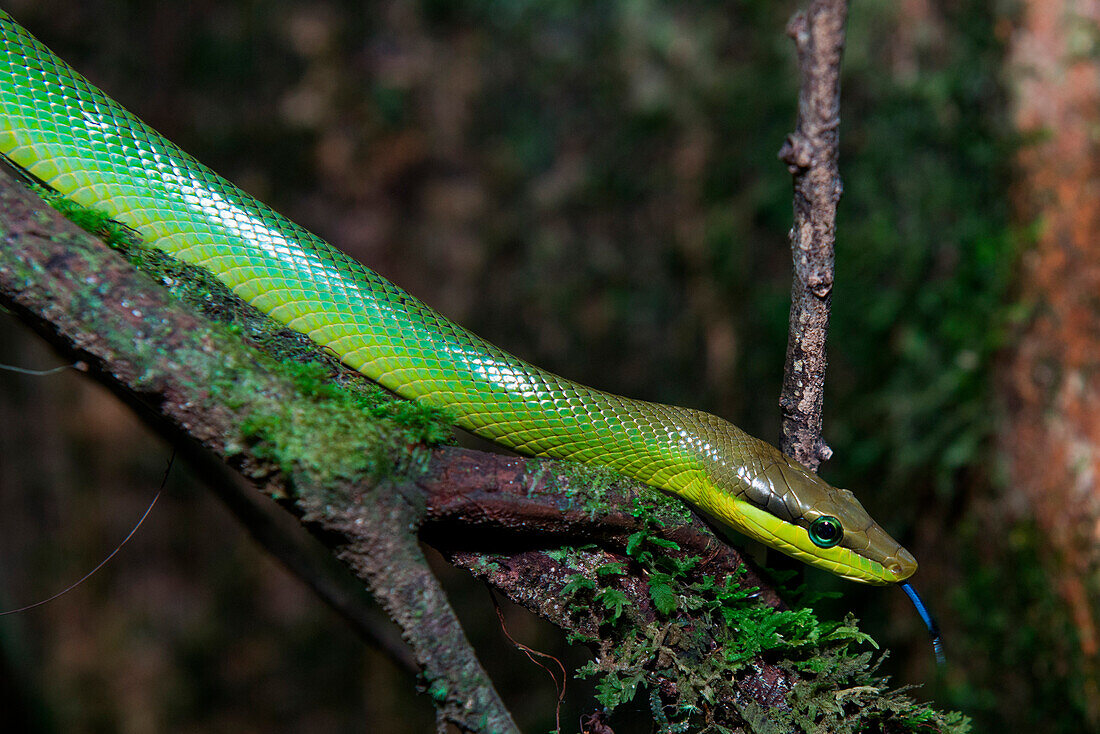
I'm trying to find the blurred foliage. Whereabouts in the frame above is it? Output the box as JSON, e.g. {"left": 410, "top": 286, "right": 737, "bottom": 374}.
{"left": 830, "top": 0, "right": 1017, "bottom": 505}
{"left": 951, "top": 519, "right": 1094, "bottom": 733}
{"left": 0, "top": 0, "right": 1081, "bottom": 732}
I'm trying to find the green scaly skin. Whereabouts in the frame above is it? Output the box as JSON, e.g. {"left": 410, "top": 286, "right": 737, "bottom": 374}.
{"left": 0, "top": 12, "right": 916, "bottom": 584}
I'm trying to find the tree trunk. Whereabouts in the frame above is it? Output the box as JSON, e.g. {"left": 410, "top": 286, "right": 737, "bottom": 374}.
{"left": 1003, "top": 0, "right": 1100, "bottom": 720}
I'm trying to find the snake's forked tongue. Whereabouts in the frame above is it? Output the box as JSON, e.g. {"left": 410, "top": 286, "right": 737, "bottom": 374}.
{"left": 900, "top": 582, "right": 945, "bottom": 667}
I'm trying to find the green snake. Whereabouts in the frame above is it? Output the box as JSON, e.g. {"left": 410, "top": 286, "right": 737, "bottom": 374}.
{"left": 0, "top": 12, "right": 916, "bottom": 585}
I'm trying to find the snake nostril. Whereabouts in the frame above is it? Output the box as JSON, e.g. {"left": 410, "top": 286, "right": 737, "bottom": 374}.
{"left": 887, "top": 563, "right": 903, "bottom": 577}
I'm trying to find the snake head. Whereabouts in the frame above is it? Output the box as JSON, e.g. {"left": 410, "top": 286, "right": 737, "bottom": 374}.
{"left": 675, "top": 410, "right": 917, "bottom": 585}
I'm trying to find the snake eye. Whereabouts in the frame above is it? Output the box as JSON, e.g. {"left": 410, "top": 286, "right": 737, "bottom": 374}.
{"left": 808, "top": 516, "right": 843, "bottom": 548}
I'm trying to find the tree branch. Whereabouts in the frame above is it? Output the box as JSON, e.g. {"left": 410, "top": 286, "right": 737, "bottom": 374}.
{"left": 777, "top": 0, "right": 848, "bottom": 470}
{"left": 177, "top": 440, "right": 421, "bottom": 676}
{"left": 0, "top": 167, "right": 794, "bottom": 729}
{"left": 0, "top": 168, "right": 517, "bottom": 733}
{"left": 0, "top": 154, "right": 951, "bottom": 730}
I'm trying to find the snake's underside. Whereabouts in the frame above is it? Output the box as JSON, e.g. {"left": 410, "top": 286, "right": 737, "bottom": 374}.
{"left": 0, "top": 12, "right": 916, "bottom": 584}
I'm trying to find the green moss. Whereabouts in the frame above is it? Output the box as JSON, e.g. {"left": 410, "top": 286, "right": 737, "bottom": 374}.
{"left": 32, "top": 183, "right": 136, "bottom": 248}
{"left": 546, "top": 460, "right": 694, "bottom": 527}
{"left": 545, "top": 460, "right": 618, "bottom": 515}
{"left": 468, "top": 555, "right": 502, "bottom": 575}
{"left": 427, "top": 679, "right": 449, "bottom": 703}
{"left": 561, "top": 501, "right": 967, "bottom": 733}
{"left": 31, "top": 182, "right": 454, "bottom": 489}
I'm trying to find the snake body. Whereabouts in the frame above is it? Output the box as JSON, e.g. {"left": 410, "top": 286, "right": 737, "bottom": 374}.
{"left": 0, "top": 12, "right": 915, "bottom": 584}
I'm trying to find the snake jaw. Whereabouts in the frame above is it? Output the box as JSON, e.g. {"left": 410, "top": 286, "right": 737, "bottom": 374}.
{"left": 655, "top": 408, "right": 917, "bottom": 584}
{"left": 677, "top": 438, "right": 918, "bottom": 585}
{"left": 729, "top": 498, "right": 916, "bottom": 585}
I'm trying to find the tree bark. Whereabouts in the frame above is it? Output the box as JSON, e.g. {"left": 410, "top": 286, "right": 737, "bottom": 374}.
{"left": 1003, "top": 0, "right": 1100, "bottom": 720}
{"left": 778, "top": 0, "right": 848, "bottom": 471}
{"left": 0, "top": 158, "right": 958, "bottom": 731}
{"left": 0, "top": 166, "right": 790, "bottom": 730}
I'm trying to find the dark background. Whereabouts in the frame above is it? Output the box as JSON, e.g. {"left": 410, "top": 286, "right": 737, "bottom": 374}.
{"left": 0, "top": 1, "right": 1081, "bottom": 732}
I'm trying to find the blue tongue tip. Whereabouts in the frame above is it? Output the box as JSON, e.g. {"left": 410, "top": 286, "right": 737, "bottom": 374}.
{"left": 900, "top": 581, "right": 945, "bottom": 667}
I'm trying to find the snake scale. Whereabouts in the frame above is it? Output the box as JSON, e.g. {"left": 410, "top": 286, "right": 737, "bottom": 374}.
{"left": 0, "top": 11, "right": 916, "bottom": 585}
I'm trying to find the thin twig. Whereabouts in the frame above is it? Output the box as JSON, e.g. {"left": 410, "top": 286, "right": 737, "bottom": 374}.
{"left": 777, "top": 0, "right": 848, "bottom": 471}
{"left": 0, "top": 162, "right": 792, "bottom": 724}
{"left": 0, "top": 126, "right": 919, "bottom": 728}
{"left": 489, "top": 590, "right": 566, "bottom": 734}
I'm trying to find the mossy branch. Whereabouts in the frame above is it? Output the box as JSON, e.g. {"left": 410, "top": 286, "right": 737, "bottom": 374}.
{"left": 0, "top": 168, "right": 964, "bottom": 733}
{"left": 0, "top": 167, "right": 519, "bottom": 734}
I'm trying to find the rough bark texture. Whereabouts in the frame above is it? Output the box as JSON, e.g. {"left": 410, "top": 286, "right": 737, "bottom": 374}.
{"left": 0, "top": 167, "right": 800, "bottom": 730}
{"left": 1004, "top": 0, "right": 1100, "bottom": 701}
{"left": 777, "top": 0, "right": 848, "bottom": 470}
{"left": 0, "top": 169, "right": 520, "bottom": 733}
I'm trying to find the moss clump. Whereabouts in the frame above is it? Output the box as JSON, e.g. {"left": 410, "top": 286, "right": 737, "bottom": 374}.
{"left": 547, "top": 460, "right": 694, "bottom": 526}
{"left": 32, "top": 183, "right": 136, "bottom": 248}
{"left": 560, "top": 501, "right": 968, "bottom": 733}
{"left": 32, "top": 182, "right": 454, "bottom": 487}
{"left": 282, "top": 360, "right": 452, "bottom": 445}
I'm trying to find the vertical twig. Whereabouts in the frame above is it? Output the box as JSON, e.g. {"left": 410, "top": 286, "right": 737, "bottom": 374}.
{"left": 777, "top": 0, "right": 849, "bottom": 471}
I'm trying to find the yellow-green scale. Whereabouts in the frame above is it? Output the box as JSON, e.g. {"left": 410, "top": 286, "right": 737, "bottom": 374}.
{"left": 0, "top": 12, "right": 716, "bottom": 504}
{"left": 1, "top": 11, "right": 930, "bottom": 586}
